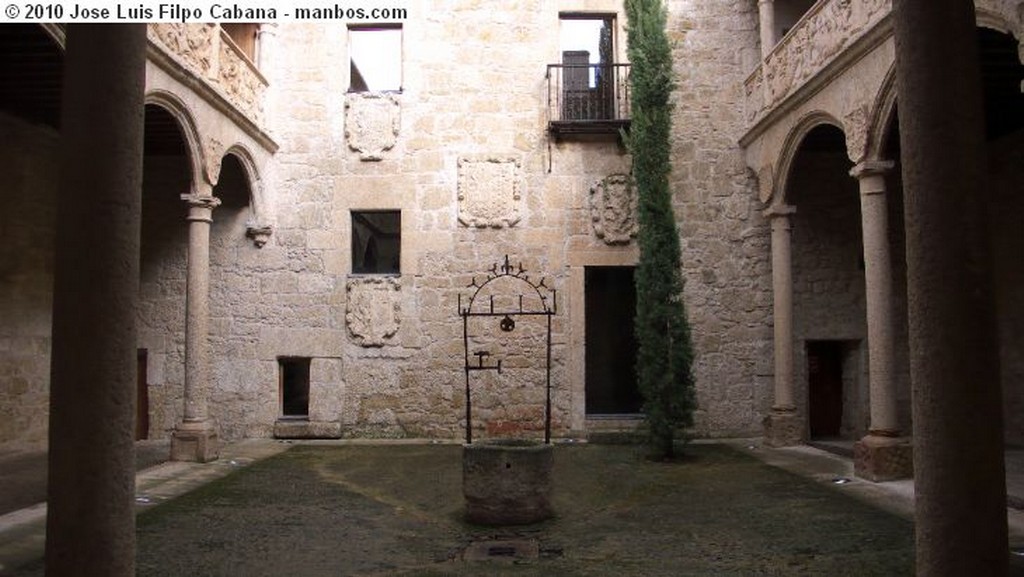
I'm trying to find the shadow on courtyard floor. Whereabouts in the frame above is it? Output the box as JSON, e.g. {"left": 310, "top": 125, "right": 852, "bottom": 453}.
{"left": 19, "top": 443, "right": 915, "bottom": 576}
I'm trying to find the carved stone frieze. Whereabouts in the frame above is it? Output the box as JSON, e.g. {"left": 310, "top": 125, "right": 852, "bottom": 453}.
{"left": 150, "top": 24, "right": 216, "bottom": 75}
{"left": 148, "top": 24, "right": 266, "bottom": 125}
{"left": 346, "top": 277, "right": 401, "bottom": 347}
{"left": 457, "top": 156, "right": 522, "bottom": 228}
{"left": 751, "top": 0, "right": 890, "bottom": 122}
{"left": 345, "top": 93, "right": 401, "bottom": 161}
{"left": 589, "top": 174, "right": 638, "bottom": 244}
{"left": 218, "top": 35, "right": 265, "bottom": 123}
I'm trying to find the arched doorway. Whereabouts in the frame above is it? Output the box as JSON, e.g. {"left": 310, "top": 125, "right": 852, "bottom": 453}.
{"left": 786, "top": 123, "right": 866, "bottom": 442}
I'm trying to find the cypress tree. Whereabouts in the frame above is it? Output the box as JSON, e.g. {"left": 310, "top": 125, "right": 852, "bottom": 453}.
{"left": 625, "top": 0, "right": 696, "bottom": 459}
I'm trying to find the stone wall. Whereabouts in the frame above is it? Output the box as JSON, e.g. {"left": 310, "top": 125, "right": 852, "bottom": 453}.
{"left": 138, "top": 156, "right": 190, "bottom": 439}
{"left": 666, "top": 0, "right": 771, "bottom": 437}
{"left": 204, "top": 0, "right": 771, "bottom": 442}
{"left": 0, "top": 113, "right": 58, "bottom": 451}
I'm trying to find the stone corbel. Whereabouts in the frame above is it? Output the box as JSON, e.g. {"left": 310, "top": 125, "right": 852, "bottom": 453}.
{"left": 245, "top": 222, "right": 273, "bottom": 248}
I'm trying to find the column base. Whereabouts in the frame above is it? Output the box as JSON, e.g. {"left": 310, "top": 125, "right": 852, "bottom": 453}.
{"left": 854, "top": 433, "right": 913, "bottom": 482}
{"left": 763, "top": 408, "right": 803, "bottom": 447}
{"left": 171, "top": 421, "right": 220, "bottom": 463}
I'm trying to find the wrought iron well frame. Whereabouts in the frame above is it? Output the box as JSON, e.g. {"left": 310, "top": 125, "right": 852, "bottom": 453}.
{"left": 458, "top": 255, "right": 557, "bottom": 444}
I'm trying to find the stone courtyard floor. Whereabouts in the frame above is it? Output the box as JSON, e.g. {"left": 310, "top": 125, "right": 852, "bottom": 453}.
{"left": 3, "top": 440, "right": 1024, "bottom": 576}
{"left": 9, "top": 441, "right": 917, "bottom": 576}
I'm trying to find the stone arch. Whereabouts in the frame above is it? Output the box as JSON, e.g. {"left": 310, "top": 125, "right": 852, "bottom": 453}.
{"left": 222, "top": 144, "right": 263, "bottom": 217}
{"left": 975, "top": 6, "right": 1021, "bottom": 40}
{"left": 866, "top": 65, "right": 899, "bottom": 163}
{"left": 774, "top": 111, "right": 846, "bottom": 207}
{"left": 144, "top": 89, "right": 203, "bottom": 192}
{"left": 222, "top": 144, "right": 272, "bottom": 246}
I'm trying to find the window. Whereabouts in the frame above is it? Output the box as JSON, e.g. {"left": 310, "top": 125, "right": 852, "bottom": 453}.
{"left": 279, "top": 358, "right": 310, "bottom": 418}
{"left": 351, "top": 210, "right": 401, "bottom": 274}
{"left": 222, "top": 24, "right": 260, "bottom": 63}
{"left": 348, "top": 25, "right": 403, "bottom": 92}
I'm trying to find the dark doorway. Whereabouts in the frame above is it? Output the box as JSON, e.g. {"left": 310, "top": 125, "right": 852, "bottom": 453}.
{"left": 585, "top": 266, "right": 642, "bottom": 414}
{"left": 136, "top": 349, "right": 149, "bottom": 440}
{"left": 279, "top": 357, "right": 311, "bottom": 418}
{"left": 807, "top": 340, "right": 844, "bottom": 438}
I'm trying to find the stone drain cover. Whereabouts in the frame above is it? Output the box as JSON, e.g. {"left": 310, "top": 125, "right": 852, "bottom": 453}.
{"left": 463, "top": 539, "right": 539, "bottom": 562}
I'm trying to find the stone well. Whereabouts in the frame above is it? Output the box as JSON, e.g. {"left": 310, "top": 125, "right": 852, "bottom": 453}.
{"left": 462, "top": 439, "right": 554, "bottom": 525}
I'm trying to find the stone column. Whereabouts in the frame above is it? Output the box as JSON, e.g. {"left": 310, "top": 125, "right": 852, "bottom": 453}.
{"left": 894, "top": 1, "right": 1007, "bottom": 575}
{"left": 170, "top": 191, "right": 222, "bottom": 462}
{"left": 758, "top": 0, "right": 776, "bottom": 58}
{"left": 256, "top": 23, "right": 276, "bottom": 70}
{"left": 45, "top": 24, "right": 147, "bottom": 577}
{"left": 763, "top": 205, "right": 801, "bottom": 446}
{"left": 850, "top": 160, "right": 913, "bottom": 481}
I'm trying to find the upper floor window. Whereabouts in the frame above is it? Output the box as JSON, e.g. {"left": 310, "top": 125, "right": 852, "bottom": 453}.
{"left": 352, "top": 210, "right": 401, "bottom": 274}
{"left": 548, "top": 13, "right": 630, "bottom": 130}
{"left": 349, "top": 25, "right": 403, "bottom": 92}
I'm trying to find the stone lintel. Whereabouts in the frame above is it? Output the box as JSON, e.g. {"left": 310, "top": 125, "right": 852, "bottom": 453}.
{"left": 763, "top": 408, "right": 803, "bottom": 447}
{"left": 171, "top": 420, "right": 220, "bottom": 462}
{"left": 853, "top": 434, "right": 913, "bottom": 482}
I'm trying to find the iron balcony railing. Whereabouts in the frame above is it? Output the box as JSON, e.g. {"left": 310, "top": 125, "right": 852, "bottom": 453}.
{"left": 546, "top": 63, "right": 631, "bottom": 134}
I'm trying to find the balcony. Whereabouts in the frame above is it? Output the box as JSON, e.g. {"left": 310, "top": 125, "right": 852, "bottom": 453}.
{"left": 546, "top": 63, "right": 631, "bottom": 137}
{"left": 744, "top": 0, "right": 891, "bottom": 127}
{"left": 147, "top": 24, "right": 267, "bottom": 126}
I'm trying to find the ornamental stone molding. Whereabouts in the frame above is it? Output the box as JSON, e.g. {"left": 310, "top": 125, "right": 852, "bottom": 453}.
{"left": 757, "top": 164, "right": 775, "bottom": 204}
{"left": 345, "top": 92, "right": 401, "bottom": 161}
{"left": 746, "top": 0, "right": 890, "bottom": 124}
{"left": 203, "top": 136, "right": 224, "bottom": 185}
{"left": 346, "top": 277, "right": 401, "bottom": 347}
{"left": 457, "top": 155, "right": 522, "bottom": 228}
{"left": 589, "top": 174, "right": 638, "bottom": 244}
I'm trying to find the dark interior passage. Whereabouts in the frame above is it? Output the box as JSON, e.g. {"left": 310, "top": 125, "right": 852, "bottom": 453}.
{"left": 808, "top": 340, "right": 844, "bottom": 439}
{"left": 585, "top": 266, "right": 642, "bottom": 414}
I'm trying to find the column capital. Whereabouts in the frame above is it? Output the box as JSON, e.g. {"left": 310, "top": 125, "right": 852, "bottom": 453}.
{"left": 762, "top": 204, "right": 796, "bottom": 219}
{"left": 850, "top": 159, "right": 895, "bottom": 180}
{"left": 758, "top": 0, "right": 774, "bottom": 4}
